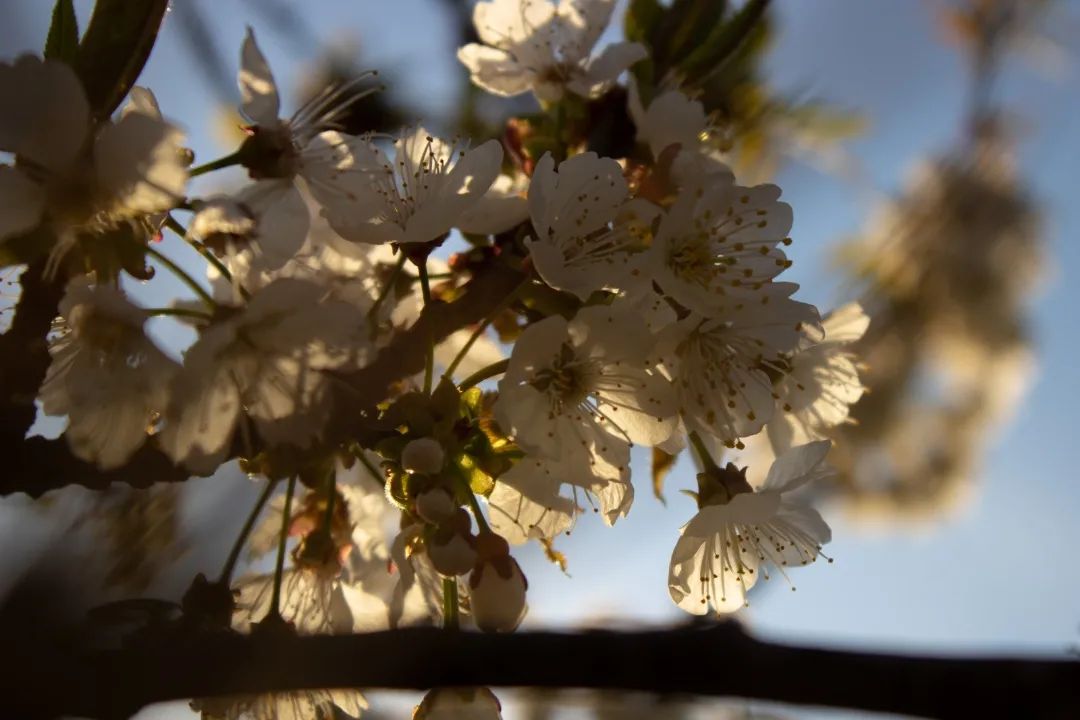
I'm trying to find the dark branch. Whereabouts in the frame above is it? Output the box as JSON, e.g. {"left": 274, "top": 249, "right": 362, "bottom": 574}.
{"left": 8, "top": 624, "right": 1079, "bottom": 719}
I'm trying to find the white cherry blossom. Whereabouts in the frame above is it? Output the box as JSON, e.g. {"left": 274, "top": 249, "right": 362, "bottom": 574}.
{"left": 39, "top": 279, "right": 179, "bottom": 469}
{"left": 458, "top": 0, "right": 647, "bottom": 102}
{"left": 159, "top": 278, "right": 366, "bottom": 473}
{"left": 487, "top": 457, "right": 576, "bottom": 544}
{"left": 194, "top": 689, "right": 367, "bottom": 720}
{"left": 321, "top": 126, "right": 502, "bottom": 246}
{"left": 0, "top": 56, "right": 186, "bottom": 263}
{"left": 527, "top": 152, "right": 658, "bottom": 300}
{"left": 495, "top": 305, "right": 676, "bottom": 498}
{"left": 627, "top": 80, "right": 708, "bottom": 161}
{"left": 669, "top": 441, "right": 834, "bottom": 615}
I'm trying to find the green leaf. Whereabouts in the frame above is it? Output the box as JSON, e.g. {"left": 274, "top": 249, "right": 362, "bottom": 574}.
{"left": 624, "top": 0, "right": 664, "bottom": 45}
{"left": 665, "top": 0, "right": 730, "bottom": 67}
{"left": 76, "top": 0, "right": 170, "bottom": 118}
{"left": 44, "top": 0, "right": 79, "bottom": 66}
{"left": 679, "top": 0, "right": 770, "bottom": 85}
{"left": 651, "top": 446, "right": 678, "bottom": 504}
{"left": 455, "top": 453, "right": 494, "bottom": 496}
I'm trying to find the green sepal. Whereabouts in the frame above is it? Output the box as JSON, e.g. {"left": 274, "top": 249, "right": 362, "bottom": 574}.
{"left": 44, "top": 0, "right": 80, "bottom": 66}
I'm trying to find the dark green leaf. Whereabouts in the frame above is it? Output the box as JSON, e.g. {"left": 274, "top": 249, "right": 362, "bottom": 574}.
{"left": 679, "top": 0, "right": 770, "bottom": 85}
{"left": 76, "top": 0, "right": 170, "bottom": 118}
{"left": 44, "top": 0, "right": 79, "bottom": 65}
{"left": 624, "top": 0, "right": 664, "bottom": 45}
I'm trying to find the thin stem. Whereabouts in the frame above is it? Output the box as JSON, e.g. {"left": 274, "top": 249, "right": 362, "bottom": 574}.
{"left": 145, "top": 245, "right": 217, "bottom": 309}
{"left": 269, "top": 475, "right": 297, "bottom": 617}
{"left": 189, "top": 150, "right": 243, "bottom": 177}
{"left": 688, "top": 431, "right": 721, "bottom": 473}
{"left": 416, "top": 257, "right": 435, "bottom": 395}
{"left": 165, "top": 215, "right": 249, "bottom": 300}
{"left": 443, "top": 277, "right": 526, "bottom": 382}
{"left": 144, "top": 307, "right": 213, "bottom": 321}
{"left": 458, "top": 358, "right": 509, "bottom": 391}
{"left": 368, "top": 255, "right": 406, "bottom": 320}
{"left": 218, "top": 478, "right": 278, "bottom": 584}
{"left": 465, "top": 488, "right": 491, "bottom": 534}
{"left": 442, "top": 577, "right": 459, "bottom": 630}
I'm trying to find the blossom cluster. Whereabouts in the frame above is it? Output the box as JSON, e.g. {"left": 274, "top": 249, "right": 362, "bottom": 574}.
{"left": 1, "top": 1, "right": 869, "bottom": 717}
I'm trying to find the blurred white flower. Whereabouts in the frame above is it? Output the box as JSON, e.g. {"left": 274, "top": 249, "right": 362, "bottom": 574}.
{"left": 669, "top": 441, "right": 833, "bottom": 615}
{"left": 495, "top": 305, "right": 676, "bottom": 497}
{"left": 458, "top": 0, "right": 646, "bottom": 101}
{"left": 626, "top": 80, "right": 708, "bottom": 161}
{"left": 526, "top": 152, "right": 657, "bottom": 300}
{"left": 0, "top": 56, "right": 186, "bottom": 262}
{"left": 39, "top": 279, "right": 178, "bottom": 469}
{"left": 322, "top": 126, "right": 502, "bottom": 246}
{"left": 159, "top": 278, "right": 367, "bottom": 473}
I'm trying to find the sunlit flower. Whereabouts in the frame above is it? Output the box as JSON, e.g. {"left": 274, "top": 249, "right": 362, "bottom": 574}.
{"left": 159, "top": 278, "right": 366, "bottom": 473}
{"left": 413, "top": 687, "right": 503, "bottom": 720}
{"left": 458, "top": 0, "right": 647, "bottom": 101}
{"left": 39, "top": 279, "right": 179, "bottom": 469}
{"left": 321, "top": 126, "right": 502, "bottom": 246}
{"left": 654, "top": 283, "right": 821, "bottom": 446}
{"left": 648, "top": 173, "right": 794, "bottom": 317}
{"left": 0, "top": 56, "right": 186, "bottom": 266}
{"left": 526, "top": 152, "right": 657, "bottom": 300}
{"left": 669, "top": 441, "right": 834, "bottom": 615}
{"left": 495, "top": 305, "right": 676, "bottom": 494}
{"left": 194, "top": 689, "right": 367, "bottom": 720}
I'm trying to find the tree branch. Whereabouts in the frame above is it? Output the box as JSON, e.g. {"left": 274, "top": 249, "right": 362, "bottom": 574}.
{"left": 8, "top": 624, "right": 1078, "bottom": 719}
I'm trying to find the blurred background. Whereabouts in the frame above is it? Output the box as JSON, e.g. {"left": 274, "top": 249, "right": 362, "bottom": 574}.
{"left": 2, "top": 1, "right": 1079, "bottom": 718}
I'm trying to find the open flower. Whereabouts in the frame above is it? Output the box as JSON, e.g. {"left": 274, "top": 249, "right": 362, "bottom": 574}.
{"left": 487, "top": 457, "right": 576, "bottom": 544}
{"left": 0, "top": 56, "right": 186, "bottom": 266}
{"left": 321, "top": 126, "right": 502, "bottom": 246}
{"left": 526, "top": 152, "right": 657, "bottom": 300}
{"left": 669, "top": 441, "right": 834, "bottom": 615}
{"left": 495, "top": 305, "right": 676, "bottom": 496}
{"left": 39, "top": 279, "right": 179, "bottom": 469}
{"left": 159, "top": 278, "right": 367, "bottom": 473}
{"left": 458, "top": 0, "right": 646, "bottom": 101}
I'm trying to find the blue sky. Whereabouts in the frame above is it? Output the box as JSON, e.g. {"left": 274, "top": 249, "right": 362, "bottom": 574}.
{"left": 4, "top": 0, "right": 1080, "bottom": 716}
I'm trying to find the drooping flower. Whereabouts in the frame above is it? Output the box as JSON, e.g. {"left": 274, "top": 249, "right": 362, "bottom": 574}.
{"left": 39, "top": 278, "right": 179, "bottom": 469}
{"left": 458, "top": 0, "right": 647, "bottom": 102}
{"left": 159, "top": 278, "right": 367, "bottom": 473}
{"left": 487, "top": 457, "right": 576, "bottom": 544}
{"left": 669, "top": 441, "right": 834, "bottom": 615}
{"left": 654, "top": 283, "right": 821, "bottom": 446}
{"left": 526, "top": 152, "right": 658, "bottom": 300}
{"left": 321, "top": 126, "right": 502, "bottom": 246}
{"left": 0, "top": 56, "right": 186, "bottom": 266}
{"left": 494, "top": 305, "right": 676, "bottom": 497}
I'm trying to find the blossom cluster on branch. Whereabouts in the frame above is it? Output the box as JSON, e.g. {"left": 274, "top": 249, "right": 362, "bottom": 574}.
{"left": 0, "top": 1, "right": 872, "bottom": 717}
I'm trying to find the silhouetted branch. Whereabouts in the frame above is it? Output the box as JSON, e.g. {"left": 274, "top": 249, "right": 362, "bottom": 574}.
{"left": 8, "top": 624, "right": 1078, "bottom": 719}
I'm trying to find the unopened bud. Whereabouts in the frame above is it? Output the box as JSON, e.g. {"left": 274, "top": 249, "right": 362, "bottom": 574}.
{"left": 415, "top": 487, "right": 457, "bottom": 524}
{"left": 428, "top": 510, "right": 477, "bottom": 577}
{"left": 469, "top": 532, "right": 527, "bottom": 633}
{"left": 402, "top": 437, "right": 445, "bottom": 475}
{"left": 413, "top": 687, "right": 503, "bottom": 719}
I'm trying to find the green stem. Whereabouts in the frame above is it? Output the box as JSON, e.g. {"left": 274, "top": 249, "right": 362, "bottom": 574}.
{"left": 145, "top": 245, "right": 217, "bottom": 309}
{"left": 465, "top": 488, "right": 491, "bottom": 534}
{"left": 144, "top": 306, "right": 213, "bottom": 321}
{"left": 417, "top": 258, "right": 435, "bottom": 395}
{"left": 442, "top": 577, "right": 460, "bottom": 630}
{"left": 688, "top": 431, "right": 721, "bottom": 473}
{"left": 269, "top": 475, "right": 297, "bottom": 617}
{"left": 458, "top": 358, "right": 510, "bottom": 391}
{"left": 443, "top": 278, "right": 526, "bottom": 382}
{"left": 189, "top": 150, "right": 243, "bottom": 178}
{"left": 165, "top": 215, "right": 249, "bottom": 300}
{"left": 218, "top": 478, "right": 278, "bottom": 584}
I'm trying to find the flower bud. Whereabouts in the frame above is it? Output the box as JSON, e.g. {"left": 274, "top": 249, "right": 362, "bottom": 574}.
{"left": 415, "top": 486, "right": 457, "bottom": 524}
{"left": 469, "top": 532, "right": 528, "bottom": 633}
{"left": 413, "top": 687, "right": 503, "bottom": 719}
{"left": 428, "top": 510, "right": 477, "bottom": 577}
{"left": 402, "top": 437, "right": 445, "bottom": 475}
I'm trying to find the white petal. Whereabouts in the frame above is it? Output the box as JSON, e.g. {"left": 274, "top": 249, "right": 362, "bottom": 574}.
{"left": 94, "top": 112, "right": 187, "bottom": 215}
{"left": 0, "top": 166, "right": 45, "bottom": 242}
{"left": 488, "top": 459, "right": 575, "bottom": 544}
{"left": 822, "top": 301, "right": 870, "bottom": 344}
{"left": 121, "top": 86, "right": 163, "bottom": 119}
{"left": 0, "top": 56, "right": 88, "bottom": 171}
{"left": 568, "top": 41, "right": 647, "bottom": 98}
{"left": 239, "top": 27, "right": 280, "bottom": 125}
{"left": 761, "top": 440, "right": 833, "bottom": 493}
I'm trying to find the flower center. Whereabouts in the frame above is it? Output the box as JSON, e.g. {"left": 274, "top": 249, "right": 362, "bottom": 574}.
{"left": 238, "top": 124, "right": 301, "bottom": 180}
